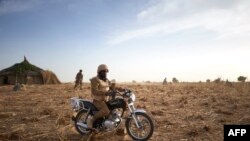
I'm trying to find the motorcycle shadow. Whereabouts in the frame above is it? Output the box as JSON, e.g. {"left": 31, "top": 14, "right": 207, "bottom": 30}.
{"left": 88, "top": 131, "right": 130, "bottom": 141}
{"left": 57, "top": 124, "right": 130, "bottom": 141}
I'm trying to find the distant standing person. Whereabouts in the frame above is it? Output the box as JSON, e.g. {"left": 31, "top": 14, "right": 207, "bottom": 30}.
{"left": 163, "top": 77, "right": 167, "bottom": 85}
{"left": 74, "top": 69, "right": 83, "bottom": 90}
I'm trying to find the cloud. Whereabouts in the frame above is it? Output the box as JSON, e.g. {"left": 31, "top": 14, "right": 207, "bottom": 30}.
{"left": 107, "top": 0, "right": 250, "bottom": 45}
{"left": 0, "top": 0, "right": 40, "bottom": 15}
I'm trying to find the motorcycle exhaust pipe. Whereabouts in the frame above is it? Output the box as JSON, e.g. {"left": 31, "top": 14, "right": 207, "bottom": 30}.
{"left": 76, "top": 122, "right": 88, "bottom": 128}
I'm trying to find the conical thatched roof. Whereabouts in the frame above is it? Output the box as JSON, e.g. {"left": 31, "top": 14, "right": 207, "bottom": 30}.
{"left": 0, "top": 56, "right": 43, "bottom": 76}
{"left": 0, "top": 57, "right": 61, "bottom": 85}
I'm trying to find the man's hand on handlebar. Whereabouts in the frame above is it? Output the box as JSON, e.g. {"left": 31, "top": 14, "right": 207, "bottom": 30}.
{"left": 105, "top": 89, "right": 131, "bottom": 97}
{"left": 105, "top": 90, "right": 117, "bottom": 96}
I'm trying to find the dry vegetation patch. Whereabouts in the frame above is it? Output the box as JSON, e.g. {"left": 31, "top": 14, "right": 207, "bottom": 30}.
{"left": 0, "top": 82, "right": 249, "bottom": 140}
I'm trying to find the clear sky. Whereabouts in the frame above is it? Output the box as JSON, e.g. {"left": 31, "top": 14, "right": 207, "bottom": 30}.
{"left": 0, "top": 0, "right": 250, "bottom": 82}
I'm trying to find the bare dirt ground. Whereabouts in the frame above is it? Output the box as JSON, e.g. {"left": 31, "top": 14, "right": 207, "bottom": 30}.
{"left": 0, "top": 82, "right": 250, "bottom": 141}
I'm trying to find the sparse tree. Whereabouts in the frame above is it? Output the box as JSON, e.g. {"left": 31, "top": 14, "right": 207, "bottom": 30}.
{"left": 146, "top": 81, "right": 151, "bottom": 83}
{"left": 172, "top": 77, "right": 179, "bottom": 83}
{"left": 206, "top": 79, "right": 210, "bottom": 83}
{"left": 238, "top": 76, "right": 247, "bottom": 82}
{"left": 132, "top": 80, "right": 136, "bottom": 83}
{"left": 214, "top": 78, "right": 221, "bottom": 83}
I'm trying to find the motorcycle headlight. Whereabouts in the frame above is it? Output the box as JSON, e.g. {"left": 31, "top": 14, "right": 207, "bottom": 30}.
{"left": 130, "top": 93, "right": 136, "bottom": 102}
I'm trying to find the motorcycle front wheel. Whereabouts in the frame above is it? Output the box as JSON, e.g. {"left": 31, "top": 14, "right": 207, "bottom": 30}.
{"left": 125, "top": 112, "right": 154, "bottom": 141}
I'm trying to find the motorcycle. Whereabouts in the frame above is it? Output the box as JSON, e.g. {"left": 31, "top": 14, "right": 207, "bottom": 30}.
{"left": 70, "top": 89, "right": 154, "bottom": 140}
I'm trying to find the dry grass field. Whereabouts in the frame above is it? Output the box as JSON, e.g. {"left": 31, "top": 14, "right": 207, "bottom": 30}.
{"left": 0, "top": 82, "right": 250, "bottom": 141}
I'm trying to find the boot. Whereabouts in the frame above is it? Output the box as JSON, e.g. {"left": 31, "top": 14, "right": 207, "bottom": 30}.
{"left": 87, "top": 116, "right": 94, "bottom": 128}
{"left": 87, "top": 117, "right": 99, "bottom": 132}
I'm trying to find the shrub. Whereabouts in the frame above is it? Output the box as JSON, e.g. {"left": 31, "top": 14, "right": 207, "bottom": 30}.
{"left": 238, "top": 76, "right": 247, "bottom": 82}
{"left": 172, "top": 77, "right": 179, "bottom": 83}
{"left": 214, "top": 78, "right": 221, "bottom": 83}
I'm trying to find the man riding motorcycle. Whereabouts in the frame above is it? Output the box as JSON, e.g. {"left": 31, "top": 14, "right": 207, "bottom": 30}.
{"left": 71, "top": 64, "right": 154, "bottom": 140}
{"left": 88, "top": 64, "right": 122, "bottom": 129}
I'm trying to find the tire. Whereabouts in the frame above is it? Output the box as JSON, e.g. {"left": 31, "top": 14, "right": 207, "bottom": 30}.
{"left": 125, "top": 112, "right": 154, "bottom": 141}
{"left": 74, "top": 109, "right": 91, "bottom": 136}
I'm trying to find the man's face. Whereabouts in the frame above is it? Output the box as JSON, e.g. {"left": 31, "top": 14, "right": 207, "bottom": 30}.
{"left": 99, "top": 69, "right": 108, "bottom": 80}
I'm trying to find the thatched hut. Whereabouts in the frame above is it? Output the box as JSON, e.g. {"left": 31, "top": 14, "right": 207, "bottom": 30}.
{"left": 0, "top": 57, "right": 61, "bottom": 85}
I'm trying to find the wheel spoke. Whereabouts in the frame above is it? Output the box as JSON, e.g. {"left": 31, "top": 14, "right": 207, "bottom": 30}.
{"left": 75, "top": 111, "right": 90, "bottom": 133}
{"left": 128, "top": 114, "right": 152, "bottom": 140}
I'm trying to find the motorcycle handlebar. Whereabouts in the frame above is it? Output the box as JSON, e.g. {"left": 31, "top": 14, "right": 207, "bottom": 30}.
{"left": 114, "top": 89, "right": 131, "bottom": 96}
{"left": 107, "top": 89, "right": 131, "bottom": 97}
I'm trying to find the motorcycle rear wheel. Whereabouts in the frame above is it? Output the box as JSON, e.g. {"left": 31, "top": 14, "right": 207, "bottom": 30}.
{"left": 74, "top": 109, "right": 91, "bottom": 135}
